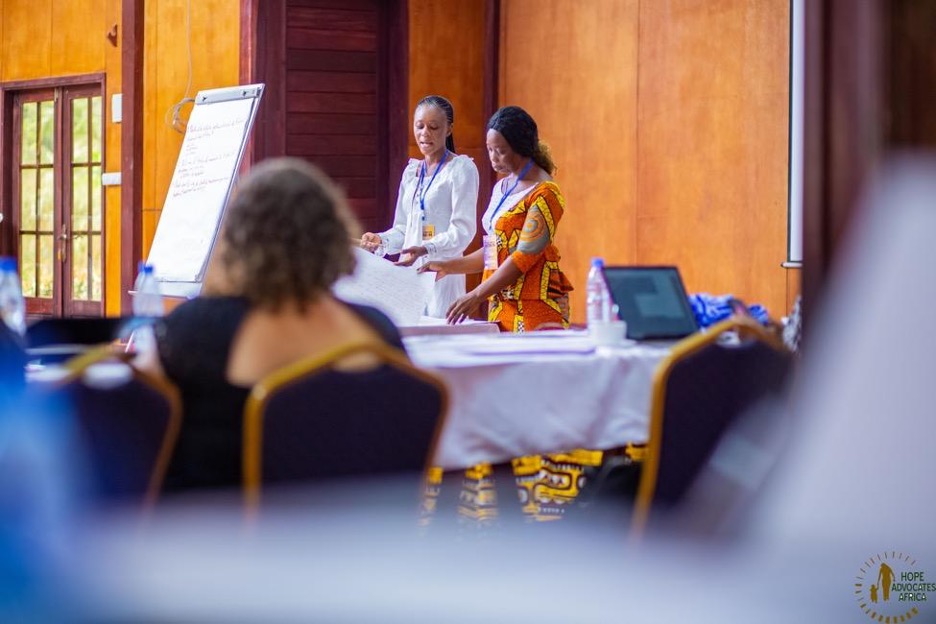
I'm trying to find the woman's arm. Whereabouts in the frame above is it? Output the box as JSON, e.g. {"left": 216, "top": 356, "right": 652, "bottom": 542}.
{"left": 365, "top": 163, "right": 416, "bottom": 254}
{"left": 419, "top": 248, "right": 485, "bottom": 277}
{"left": 446, "top": 185, "right": 565, "bottom": 324}
{"left": 508, "top": 187, "right": 563, "bottom": 273}
{"left": 445, "top": 257, "right": 522, "bottom": 324}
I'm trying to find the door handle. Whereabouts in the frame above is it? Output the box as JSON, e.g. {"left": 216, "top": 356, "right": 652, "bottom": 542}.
{"left": 58, "top": 229, "right": 69, "bottom": 262}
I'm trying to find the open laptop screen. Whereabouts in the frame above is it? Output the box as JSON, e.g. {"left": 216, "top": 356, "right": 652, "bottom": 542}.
{"left": 602, "top": 266, "right": 699, "bottom": 340}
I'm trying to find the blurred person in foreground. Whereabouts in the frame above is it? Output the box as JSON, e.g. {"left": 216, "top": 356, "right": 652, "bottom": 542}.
{"left": 420, "top": 105, "right": 574, "bottom": 332}
{"left": 0, "top": 322, "right": 26, "bottom": 412}
{"left": 138, "top": 158, "right": 404, "bottom": 493}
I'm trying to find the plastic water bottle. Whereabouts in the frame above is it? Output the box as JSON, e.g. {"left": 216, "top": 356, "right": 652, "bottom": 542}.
{"left": 132, "top": 263, "right": 163, "bottom": 355}
{"left": 373, "top": 236, "right": 387, "bottom": 259}
{"left": 133, "top": 264, "right": 164, "bottom": 318}
{"left": 0, "top": 257, "right": 27, "bottom": 336}
{"left": 586, "top": 257, "right": 613, "bottom": 328}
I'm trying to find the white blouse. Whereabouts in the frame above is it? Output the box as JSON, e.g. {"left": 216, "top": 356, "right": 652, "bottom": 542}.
{"left": 379, "top": 154, "right": 479, "bottom": 318}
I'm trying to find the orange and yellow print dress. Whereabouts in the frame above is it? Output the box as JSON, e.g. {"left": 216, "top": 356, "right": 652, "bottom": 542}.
{"left": 482, "top": 181, "right": 574, "bottom": 332}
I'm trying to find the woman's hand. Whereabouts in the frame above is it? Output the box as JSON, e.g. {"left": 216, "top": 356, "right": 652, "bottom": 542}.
{"left": 446, "top": 289, "right": 484, "bottom": 324}
{"left": 417, "top": 260, "right": 450, "bottom": 281}
{"left": 360, "top": 232, "right": 383, "bottom": 253}
{"left": 395, "top": 246, "right": 427, "bottom": 267}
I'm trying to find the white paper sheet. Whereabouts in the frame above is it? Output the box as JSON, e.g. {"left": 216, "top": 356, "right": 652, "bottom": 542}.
{"left": 332, "top": 248, "right": 435, "bottom": 326}
{"left": 147, "top": 97, "right": 256, "bottom": 282}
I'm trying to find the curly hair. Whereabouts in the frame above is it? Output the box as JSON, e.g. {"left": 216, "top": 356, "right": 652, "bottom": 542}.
{"left": 218, "top": 157, "right": 360, "bottom": 311}
{"left": 486, "top": 105, "right": 556, "bottom": 175}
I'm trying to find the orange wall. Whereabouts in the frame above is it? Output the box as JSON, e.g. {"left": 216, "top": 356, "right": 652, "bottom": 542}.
{"left": 636, "top": 0, "right": 790, "bottom": 317}
{"left": 500, "top": 0, "right": 791, "bottom": 321}
{"left": 408, "top": 0, "right": 487, "bottom": 168}
{"left": 408, "top": 0, "right": 487, "bottom": 288}
{"left": 141, "top": 0, "right": 241, "bottom": 271}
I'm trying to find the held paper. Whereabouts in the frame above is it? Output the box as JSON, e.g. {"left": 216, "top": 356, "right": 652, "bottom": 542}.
{"left": 332, "top": 247, "right": 435, "bottom": 326}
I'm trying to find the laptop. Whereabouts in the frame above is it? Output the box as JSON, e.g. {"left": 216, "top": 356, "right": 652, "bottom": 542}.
{"left": 602, "top": 266, "right": 699, "bottom": 340}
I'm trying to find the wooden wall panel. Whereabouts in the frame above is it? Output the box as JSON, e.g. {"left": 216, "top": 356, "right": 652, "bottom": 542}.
{"left": 501, "top": 0, "right": 639, "bottom": 322}
{"left": 499, "top": 0, "right": 790, "bottom": 321}
{"left": 142, "top": 0, "right": 241, "bottom": 263}
{"left": 1, "top": 0, "right": 53, "bottom": 80}
{"left": 140, "top": 0, "right": 159, "bottom": 261}
{"left": 407, "top": 0, "right": 487, "bottom": 277}
{"left": 51, "top": 0, "right": 106, "bottom": 75}
{"left": 103, "top": 0, "right": 121, "bottom": 315}
{"left": 408, "top": 0, "right": 486, "bottom": 168}
{"left": 637, "top": 0, "right": 790, "bottom": 318}
{"left": 283, "top": 0, "right": 384, "bottom": 233}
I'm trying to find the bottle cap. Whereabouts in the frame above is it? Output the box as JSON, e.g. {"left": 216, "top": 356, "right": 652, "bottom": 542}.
{"left": 590, "top": 257, "right": 604, "bottom": 268}
{"left": 0, "top": 257, "right": 16, "bottom": 271}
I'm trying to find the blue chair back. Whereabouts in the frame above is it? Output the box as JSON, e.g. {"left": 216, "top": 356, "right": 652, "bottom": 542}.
{"left": 243, "top": 342, "right": 447, "bottom": 508}
{"left": 50, "top": 349, "right": 181, "bottom": 507}
{"left": 633, "top": 318, "right": 791, "bottom": 535}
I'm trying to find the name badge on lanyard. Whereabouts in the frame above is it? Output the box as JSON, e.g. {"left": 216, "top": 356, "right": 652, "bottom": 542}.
{"left": 483, "top": 234, "right": 498, "bottom": 270}
{"left": 416, "top": 151, "right": 447, "bottom": 243}
{"left": 482, "top": 159, "right": 534, "bottom": 272}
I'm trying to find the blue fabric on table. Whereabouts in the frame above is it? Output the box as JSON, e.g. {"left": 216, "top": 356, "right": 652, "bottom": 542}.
{"left": 688, "top": 293, "right": 769, "bottom": 328}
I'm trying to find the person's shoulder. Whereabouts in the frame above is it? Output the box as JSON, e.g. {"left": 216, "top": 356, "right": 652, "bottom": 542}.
{"left": 399, "top": 159, "right": 421, "bottom": 182}
{"left": 172, "top": 295, "right": 247, "bottom": 314}
{"left": 346, "top": 301, "right": 394, "bottom": 328}
{"left": 450, "top": 153, "right": 477, "bottom": 167}
{"left": 448, "top": 154, "right": 480, "bottom": 181}
{"left": 165, "top": 296, "right": 249, "bottom": 328}
{"left": 157, "top": 296, "right": 249, "bottom": 359}
{"left": 343, "top": 301, "right": 406, "bottom": 350}
{"left": 530, "top": 180, "right": 563, "bottom": 199}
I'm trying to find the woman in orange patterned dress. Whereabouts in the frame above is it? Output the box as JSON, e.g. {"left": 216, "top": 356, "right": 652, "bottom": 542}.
{"left": 421, "top": 106, "right": 573, "bottom": 332}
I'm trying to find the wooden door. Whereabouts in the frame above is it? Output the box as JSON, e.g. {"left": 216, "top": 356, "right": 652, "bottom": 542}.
{"left": 6, "top": 82, "right": 105, "bottom": 318}
{"left": 243, "top": 0, "right": 408, "bottom": 233}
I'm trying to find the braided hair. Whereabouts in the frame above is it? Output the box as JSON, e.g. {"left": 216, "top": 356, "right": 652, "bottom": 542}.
{"left": 416, "top": 95, "right": 456, "bottom": 153}
{"left": 486, "top": 105, "right": 556, "bottom": 175}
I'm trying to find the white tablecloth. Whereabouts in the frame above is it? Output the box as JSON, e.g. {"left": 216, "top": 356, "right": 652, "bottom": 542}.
{"left": 397, "top": 316, "right": 500, "bottom": 337}
{"left": 404, "top": 331, "right": 672, "bottom": 469}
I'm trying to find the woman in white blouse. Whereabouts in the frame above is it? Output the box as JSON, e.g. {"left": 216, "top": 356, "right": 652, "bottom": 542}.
{"left": 360, "top": 95, "right": 479, "bottom": 318}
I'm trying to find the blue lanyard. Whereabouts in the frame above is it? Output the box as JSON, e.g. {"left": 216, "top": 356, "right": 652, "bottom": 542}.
{"left": 415, "top": 150, "right": 449, "bottom": 222}
{"left": 488, "top": 158, "right": 534, "bottom": 230}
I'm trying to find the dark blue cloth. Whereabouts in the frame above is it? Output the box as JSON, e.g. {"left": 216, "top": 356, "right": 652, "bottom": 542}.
{"left": 688, "top": 293, "right": 769, "bottom": 328}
